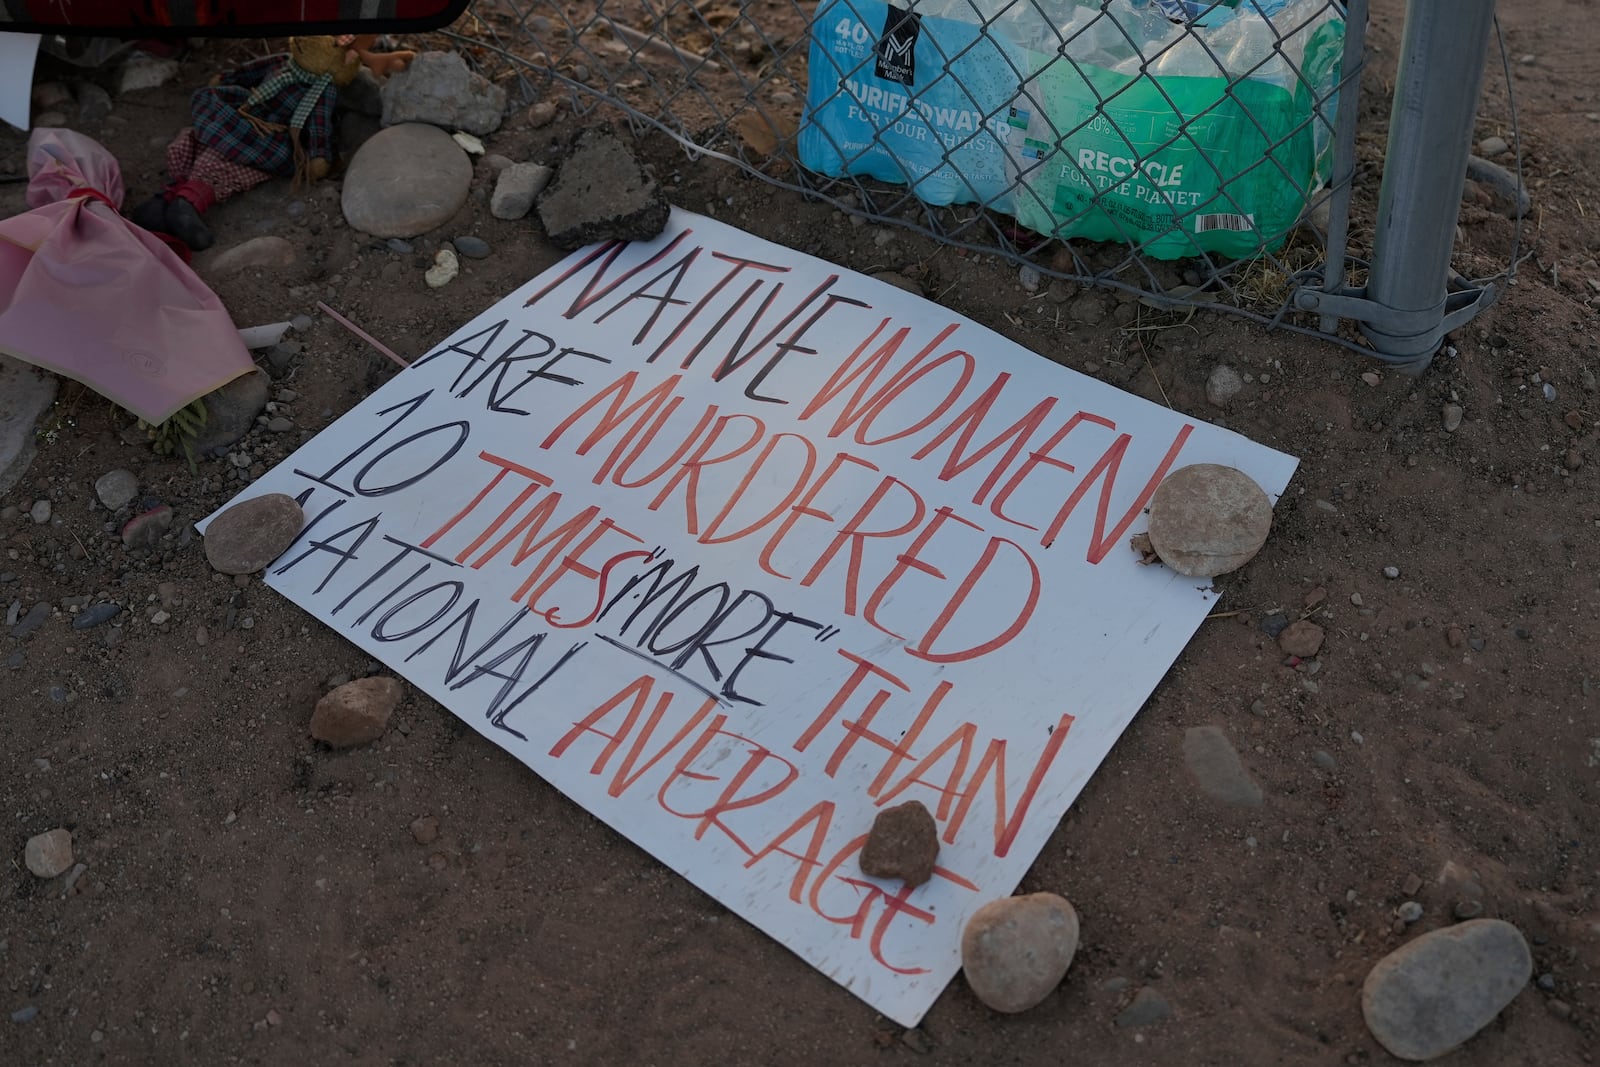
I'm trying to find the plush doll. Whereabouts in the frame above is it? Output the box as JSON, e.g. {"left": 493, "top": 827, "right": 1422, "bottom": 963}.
{"left": 132, "top": 36, "right": 412, "bottom": 252}
{"left": 347, "top": 35, "right": 417, "bottom": 77}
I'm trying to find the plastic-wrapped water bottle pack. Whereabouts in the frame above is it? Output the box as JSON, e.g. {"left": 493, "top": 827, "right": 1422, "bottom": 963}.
{"left": 800, "top": 0, "right": 1345, "bottom": 258}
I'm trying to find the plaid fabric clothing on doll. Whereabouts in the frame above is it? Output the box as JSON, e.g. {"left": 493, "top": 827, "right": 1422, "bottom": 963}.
{"left": 189, "top": 54, "right": 337, "bottom": 178}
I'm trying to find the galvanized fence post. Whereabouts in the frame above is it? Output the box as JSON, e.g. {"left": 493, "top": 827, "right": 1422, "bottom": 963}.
{"left": 1298, "top": 0, "right": 1501, "bottom": 368}
{"left": 1363, "top": 0, "right": 1499, "bottom": 360}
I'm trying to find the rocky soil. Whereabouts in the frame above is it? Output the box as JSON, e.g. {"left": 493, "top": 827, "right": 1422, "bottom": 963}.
{"left": 2, "top": 1, "right": 1598, "bottom": 1063}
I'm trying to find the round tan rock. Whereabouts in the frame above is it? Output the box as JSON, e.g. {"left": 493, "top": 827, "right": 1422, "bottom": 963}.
{"left": 25, "top": 828, "right": 74, "bottom": 878}
{"left": 1277, "top": 619, "right": 1326, "bottom": 658}
{"left": 204, "top": 493, "right": 305, "bottom": 575}
{"left": 961, "top": 893, "right": 1079, "bottom": 1013}
{"left": 1146, "top": 464, "right": 1273, "bottom": 577}
{"left": 311, "top": 676, "right": 404, "bottom": 748}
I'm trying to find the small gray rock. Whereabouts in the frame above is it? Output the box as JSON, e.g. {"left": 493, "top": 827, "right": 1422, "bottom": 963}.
{"left": 1478, "top": 135, "right": 1509, "bottom": 157}
{"left": 0, "top": 354, "right": 59, "bottom": 499}
{"left": 380, "top": 51, "right": 506, "bottom": 135}
{"left": 9, "top": 601, "right": 49, "bottom": 638}
{"left": 1436, "top": 860, "right": 1484, "bottom": 903}
{"left": 859, "top": 800, "right": 939, "bottom": 887}
{"left": 1442, "top": 404, "right": 1464, "bottom": 432}
{"left": 526, "top": 99, "right": 559, "bottom": 127}
{"left": 1018, "top": 264, "right": 1041, "bottom": 292}
{"left": 204, "top": 493, "right": 305, "bottom": 575}
{"left": 537, "top": 124, "right": 670, "bottom": 251}
{"left": 95, "top": 469, "right": 139, "bottom": 511}
{"left": 1068, "top": 293, "right": 1106, "bottom": 326}
{"left": 115, "top": 53, "right": 181, "bottom": 93}
{"left": 452, "top": 235, "right": 491, "bottom": 260}
{"left": 71, "top": 602, "right": 121, "bottom": 630}
{"left": 311, "top": 676, "right": 404, "bottom": 748}
{"left": 28, "top": 499, "right": 50, "bottom": 525}
{"left": 24, "top": 828, "right": 73, "bottom": 878}
{"left": 1182, "top": 725, "right": 1263, "bottom": 807}
{"left": 265, "top": 344, "right": 297, "bottom": 377}
{"left": 1312, "top": 749, "right": 1337, "bottom": 772}
{"left": 77, "top": 83, "right": 114, "bottom": 123}
{"left": 961, "top": 893, "right": 1079, "bottom": 1013}
{"left": 342, "top": 124, "right": 473, "bottom": 239}
{"left": 1146, "top": 464, "right": 1273, "bottom": 577}
{"left": 1397, "top": 900, "right": 1424, "bottom": 924}
{"left": 1206, "top": 364, "right": 1244, "bottom": 407}
{"left": 193, "top": 370, "right": 270, "bottom": 454}
{"left": 1115, "top": 987, "right": 1174, "bottom": 1028}
{"left": 1362, "top": 919, "right": 1532, "bottom": 1061}
{"left": 1465, "top": 155, "right": 1531, "bottom": 219}
{"left": 490, "top": 162, "right": 553, "bottom": 220}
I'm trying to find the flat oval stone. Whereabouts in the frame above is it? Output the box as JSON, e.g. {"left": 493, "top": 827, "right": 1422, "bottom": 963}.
{"left": 204, "top": 493, "right": 305, "bottom": 575}
{"left": 961, "top": 893, "right": 1079, "bottom": 1013}
{"left": 1362, "top": 918, "right": 1532, "bottom": 1061}
{"left": 341, "top": 123, "right": 472, "bottom": 239}
{"left": 1146, "top": 463, "right": 1272, "bottom": 577}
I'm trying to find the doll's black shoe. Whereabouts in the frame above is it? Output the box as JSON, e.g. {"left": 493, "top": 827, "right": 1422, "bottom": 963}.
{"left": 129, "top": 194, "right": 170, "bottom": 234}
{"left": 164, "top": 197, "right": 214, "bottom": 251}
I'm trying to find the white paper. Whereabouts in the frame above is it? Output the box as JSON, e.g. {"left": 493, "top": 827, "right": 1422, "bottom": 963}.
{"left": 238, "top": 323, "right": 293, "bottom": 350}
{"left": 204, "top": 210, "right": 1297, "bottom": 1025}
{"left": 0, "top": 34, "right": 42, "bottom": 132}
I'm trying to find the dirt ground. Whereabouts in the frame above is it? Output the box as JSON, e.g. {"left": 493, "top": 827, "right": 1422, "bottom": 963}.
{"left": 3, "top": 0, "right": 1599, "bottom": 1063}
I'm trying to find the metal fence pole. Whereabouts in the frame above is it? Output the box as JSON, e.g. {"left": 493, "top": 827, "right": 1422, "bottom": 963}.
{"left": 1359, "top": 0, "right": 1497, "bottom": 363}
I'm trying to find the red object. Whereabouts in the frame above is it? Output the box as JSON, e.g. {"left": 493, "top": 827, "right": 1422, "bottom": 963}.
{"left": 0, "top": 0, "right": 468, "bottom": 37}
{"left": 164, "top": 178, "right": 218, "bottom": 215}
{"left": 65, "top": 185, "right": 117, "bottom": 212}
{"left": 72, "top": 184, "right": 193, "bottom": 262}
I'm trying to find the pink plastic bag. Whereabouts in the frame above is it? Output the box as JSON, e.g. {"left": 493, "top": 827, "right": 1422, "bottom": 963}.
{"left": 0, "top": 128, "right": 253, "bottom": 424}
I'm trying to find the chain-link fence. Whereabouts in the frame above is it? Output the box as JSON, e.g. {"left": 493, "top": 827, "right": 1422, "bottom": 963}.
{"left": 443, "top": 0, "right": 1516, "bottom": 362}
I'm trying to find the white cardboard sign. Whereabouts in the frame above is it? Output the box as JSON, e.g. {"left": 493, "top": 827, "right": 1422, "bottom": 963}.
{"left": 209, "top": 210, "right": 1296, "bottom": 1025}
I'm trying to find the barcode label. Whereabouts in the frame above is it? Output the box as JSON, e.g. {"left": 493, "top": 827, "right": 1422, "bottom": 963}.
{"left": 1194, "top": 212, "right": 1256, "bottom": 233}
